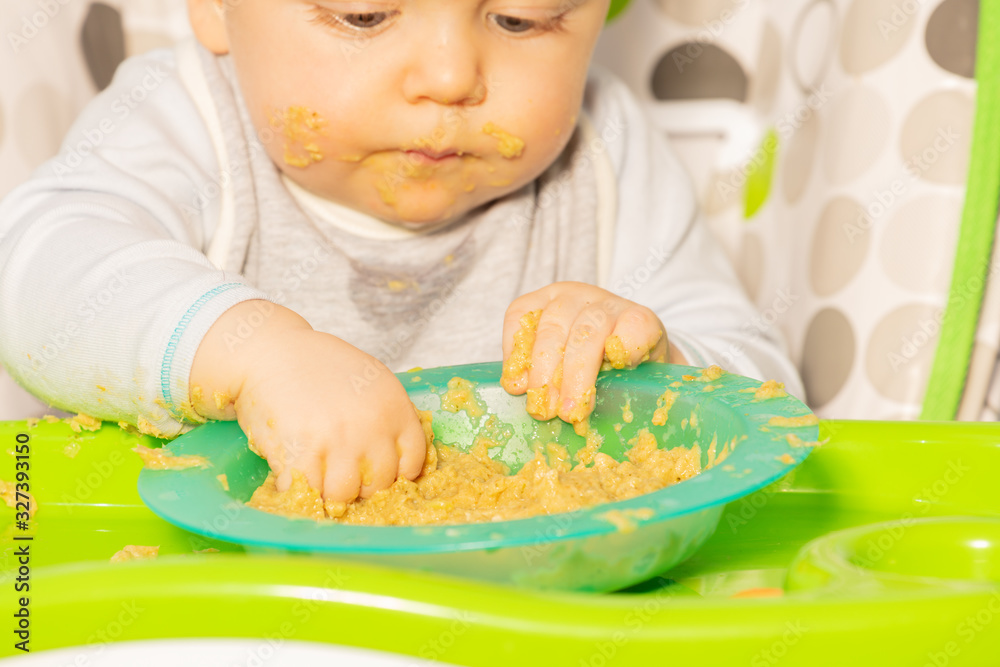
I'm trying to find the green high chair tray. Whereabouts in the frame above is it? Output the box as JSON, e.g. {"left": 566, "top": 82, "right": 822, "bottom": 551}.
{"left": 2, "top": 365, "right": 999, "bottom": 665}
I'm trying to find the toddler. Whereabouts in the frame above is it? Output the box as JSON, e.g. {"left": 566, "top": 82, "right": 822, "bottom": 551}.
{"left": 0, "top": 0, "right": 802, "bottom": 507}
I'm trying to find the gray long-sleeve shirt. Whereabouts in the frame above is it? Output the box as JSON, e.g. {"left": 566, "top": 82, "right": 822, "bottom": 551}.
{"left": 0, "top": 39, "right": 803, "bottom": 437}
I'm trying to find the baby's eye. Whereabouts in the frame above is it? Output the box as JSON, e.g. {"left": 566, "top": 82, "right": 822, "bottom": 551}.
{"left": 342, "top": 11, "right": 389, "bottom": 28}
{"left": 309, "top": 7, "right": 397, "bottom": 33}
{"left": 490, "top": 14, "right": 536, "bottom": 33}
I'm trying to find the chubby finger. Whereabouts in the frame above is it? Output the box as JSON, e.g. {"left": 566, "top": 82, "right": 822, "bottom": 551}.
{"left": 322, "top": 457, "right": 362, "bottom": 504}
{"left": 237, "top": 410, "right": 289, "bottom": 490}
{"left": 275, "top": 439, "right": 324, "bottom": 493}
{"left": 558, "top": 303, "right": 617, "bottom": 424}
{"left": 396, "top": 415, "right": 429, "bottom": 480}
{"left": 606, "top": 306, "right": 668, "bottom": 368}
{"left": 235, "top": 403, "right": 271, "bottom": 457}
{"left": 525, "top": 305, "right": 576, "bottom": 420}
{"left": 357, "top": 443, "right": 399, "bottom": 499}
{"left": 501, "top": 305, "right": 544, "bottom": 394}
{"left": 265, "top": 445, "right": 288, "bottom": 491}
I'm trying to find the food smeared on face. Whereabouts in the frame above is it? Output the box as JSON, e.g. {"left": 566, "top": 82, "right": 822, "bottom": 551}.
{"left": 482, "top": 122, "right": 525, "bottom": 158}
{"left": 271, "top": 106, "right": 326, "bottom": 168}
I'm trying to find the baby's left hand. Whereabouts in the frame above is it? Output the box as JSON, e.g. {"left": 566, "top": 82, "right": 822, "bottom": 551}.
{"left": 501, "top": 282, "right": 682, "bottom": 427}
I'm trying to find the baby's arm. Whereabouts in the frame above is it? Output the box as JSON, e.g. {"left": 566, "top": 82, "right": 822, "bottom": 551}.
{"left": 0, "top": 48, "right": 260, "bottom": 438}
{"left": 500, "top": 68, "right": 803, "bottom": 422}
{"left": 589, "top": 67, "right": 803, "bottom": 397}
{"left": 0, "top": 47, "right": 422, "bottom": 502}
{"left": 189, "top": 300, "right": 425, "bottom": 502}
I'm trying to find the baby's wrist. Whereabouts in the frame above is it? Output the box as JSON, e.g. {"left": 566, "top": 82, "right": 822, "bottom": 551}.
{"left": 189, "top": 300, "right": 312, "bottom": 419}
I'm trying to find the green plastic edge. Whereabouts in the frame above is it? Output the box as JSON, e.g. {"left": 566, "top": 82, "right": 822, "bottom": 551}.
{"left": 920, "top": 2, "right": 1000, "bottom": 420}
{"left": 743, "top": 129, "right": 778, "bottom": 220}
{"left": 605, "top": 0, "right": 629, "bottom": 22}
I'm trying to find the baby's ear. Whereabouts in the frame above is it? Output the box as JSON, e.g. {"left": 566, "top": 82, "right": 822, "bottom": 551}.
{"left": 187, "top": 0, "right": 230, "bottom": 55}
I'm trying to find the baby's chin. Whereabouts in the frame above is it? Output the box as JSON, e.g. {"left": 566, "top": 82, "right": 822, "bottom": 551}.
{"left": 370, "top": 189, "right": 480, "bottom": 230}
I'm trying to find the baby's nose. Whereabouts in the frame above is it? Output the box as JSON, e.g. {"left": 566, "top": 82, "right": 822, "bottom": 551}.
{"left": 402, "top": 33, "right": 485, "bottom": 106}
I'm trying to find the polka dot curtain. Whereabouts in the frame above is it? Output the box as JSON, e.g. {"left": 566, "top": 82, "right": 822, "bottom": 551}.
{"left": 0, "top": 0, "right": 188, "bottom": 419}
{"left": 594, "top": 0, "right": 986, "bottom": 420}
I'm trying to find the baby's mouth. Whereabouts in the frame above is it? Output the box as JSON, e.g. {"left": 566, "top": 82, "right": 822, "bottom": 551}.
{"left": 402, "top": 148, "right": 464, "bottom": 164}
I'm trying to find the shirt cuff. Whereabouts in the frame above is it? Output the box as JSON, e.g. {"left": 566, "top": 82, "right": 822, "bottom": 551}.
{"left": 152, "top": 281, "right": 272, "bottom": 436}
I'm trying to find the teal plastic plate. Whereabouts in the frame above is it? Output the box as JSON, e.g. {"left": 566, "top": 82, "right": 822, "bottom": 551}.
{"left": 137, "top": 361, "right": 818, "bottom": 590}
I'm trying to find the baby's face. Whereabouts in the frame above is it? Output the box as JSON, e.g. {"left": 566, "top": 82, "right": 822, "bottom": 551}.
{"left": 196, "top": 0, "right": 609, "bottom": 228}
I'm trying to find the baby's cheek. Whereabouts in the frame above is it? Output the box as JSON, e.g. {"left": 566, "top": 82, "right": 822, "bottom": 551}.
{"left": 268, "top": 106, "right": 327, "bottom": 169}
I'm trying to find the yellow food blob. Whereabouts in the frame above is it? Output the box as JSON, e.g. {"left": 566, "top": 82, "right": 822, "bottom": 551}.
{"left": 683, "top": 365, "right": 726, "bottom": 382}
{"left": 66, "top": 413, "right": 101, "bottom": 433}
{"left": 500, "top": 309, "right": 541, "bottom": 391}
{"left": 603, "top": 335, "right": 630, "bottom": 370}
{"left": 135, "top": 415, "right": 170, "bottom": 439}
{"left": 598, "top": 507, "right": 655, "bottom": 534}
{"left": 753, "top": 380, "right": 788, "bottom": 400}
{"left": 132, "top": 445, "right": 210, "bottom": 470}
{"left": 651, "top": 389, "right": 679, "bottom": 426}
{"left": 376, "top": 180, "right": 398, "bottom": 206}
{"left": 271, "top": 106, "right": 326, "bottom": 168}
{"left": 621, "top": 398, "right": 633, "bottom": 424}
{"left": 482, "top": 122, "right": 525, "bottom": 158}
{"left": 441, "top": 377, "right": 486, "bottom": 419}
{"left": 110, "top": 545, "right": 159, "bottom": 563}
{"left": 526, "top": 361, "right": 562, "bottom": 421}
{"left": 768, "top": 414, "right": 819, "bottom": 428}
{"left": 0, "top": 480, "right": 36, "bottom": 518}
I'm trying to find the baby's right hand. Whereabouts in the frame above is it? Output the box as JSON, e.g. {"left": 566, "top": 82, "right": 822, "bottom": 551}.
{"left": 190, "top": 301, "right": 426, "bottom": 506}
